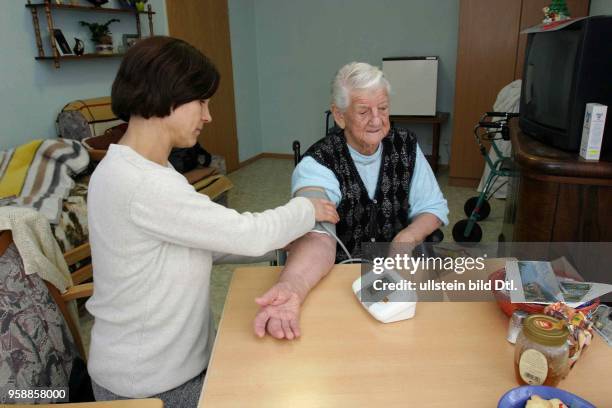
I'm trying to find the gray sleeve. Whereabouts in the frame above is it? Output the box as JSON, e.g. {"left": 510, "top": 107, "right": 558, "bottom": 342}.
{"left": 294, "top": 188, "right": 337, "bottom": 236}
{"left": 212, "top": 251, "right": 277, "bottom": 264}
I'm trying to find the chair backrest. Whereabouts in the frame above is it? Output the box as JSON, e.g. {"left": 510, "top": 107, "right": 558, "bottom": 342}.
{"left": 64, "top": 242, "right": 93, "bottom": 285}
{"left": 325, "top": 109, "right": 341, "bottom": 135}
{"left": 60, "top": 241, "right": 94, "bottom": 360}
{"left": 57, "top": 96, "right": 123, "bottom": 141}
{"left": 43, "top": 281, "right": 92, "bottom": 360}
{"left": 293, "top": 110, "right": 340, "bottom": 166}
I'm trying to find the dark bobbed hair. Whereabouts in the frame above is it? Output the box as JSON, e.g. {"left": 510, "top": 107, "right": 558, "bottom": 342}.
{"left": 111, "top": 36, "right": 220, "bottom": 122}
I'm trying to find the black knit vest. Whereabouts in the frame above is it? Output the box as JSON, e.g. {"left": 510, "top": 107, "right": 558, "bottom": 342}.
{"left": 304, "top": 127, "right": 417, "bottom": 262}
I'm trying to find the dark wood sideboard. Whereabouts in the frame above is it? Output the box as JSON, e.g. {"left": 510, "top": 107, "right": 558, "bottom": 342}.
{"left": 501, "top": 119, "right": 612, "bottom": 242}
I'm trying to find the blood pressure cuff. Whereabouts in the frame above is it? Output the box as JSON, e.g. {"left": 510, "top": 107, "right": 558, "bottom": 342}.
{"left": 294, "top": 188, "right": 336, "bottom": 236}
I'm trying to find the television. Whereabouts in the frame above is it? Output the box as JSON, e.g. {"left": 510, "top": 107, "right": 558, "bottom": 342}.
{"left": 519, "top": 16, "right": 612, "bottom": 154}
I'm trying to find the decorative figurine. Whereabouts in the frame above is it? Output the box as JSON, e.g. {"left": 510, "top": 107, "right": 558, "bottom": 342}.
{"left": 73, "top": 38, "right": 85, "bottom": 56}
{"left": 543, "top": 0, "right": 571, "bottom": 23}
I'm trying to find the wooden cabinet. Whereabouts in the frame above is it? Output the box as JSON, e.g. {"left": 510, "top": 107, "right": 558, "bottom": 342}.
{"left": 500, "top": 119, "right": 612, "bottom": 243}
{"left": 166, "top": 0, "right": 239, "bottom": 172}
{"left": 449, "top": 0, "right": 590, "bottom": 187}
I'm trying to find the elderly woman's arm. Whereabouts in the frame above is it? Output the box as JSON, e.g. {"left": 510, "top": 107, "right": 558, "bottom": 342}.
{"left": 399, "top": 144, "right": 449, "bottom": 243}
{"left": 253, "top": 231, "right": 336, "bottom": 340}
{"left": 392, "top": 213, "right": 442, "bottom": 245}
{"left": 251, "top": 212, "right": 441, "bottom": 340}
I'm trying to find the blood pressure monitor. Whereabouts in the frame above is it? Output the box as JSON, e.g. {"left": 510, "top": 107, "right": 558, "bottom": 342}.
{"left": 352, "top": 267, "right": 417, "bottom": 323}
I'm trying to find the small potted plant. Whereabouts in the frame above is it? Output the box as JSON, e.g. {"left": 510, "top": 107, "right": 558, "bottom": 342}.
{"left": 79, "top": 18, "right": 120, "bottom": 54}
{"left": 134, "top": 0, "right": 148, "bottom": 12}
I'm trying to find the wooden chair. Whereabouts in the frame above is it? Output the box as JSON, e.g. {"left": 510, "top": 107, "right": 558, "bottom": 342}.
{"left": 64, "top": 241, "right": 94, "bottom": 285}
{"left": 52, "top": 239, "right": 93, "bottom": 360}
{"left": 2, "top": 230, "right": 165, "bottom": 406}
{"left": 0, "top": 230, "right": 93, "bottom": 360}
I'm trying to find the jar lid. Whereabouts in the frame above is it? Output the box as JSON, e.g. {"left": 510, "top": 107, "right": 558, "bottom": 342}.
{"left": 523, "top": 314, "right": 569, "bottom": 346}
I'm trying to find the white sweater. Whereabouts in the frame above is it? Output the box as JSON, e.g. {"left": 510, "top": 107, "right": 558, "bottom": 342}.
{"left": 86, "top": 144, "right": 314, "bottom": 397}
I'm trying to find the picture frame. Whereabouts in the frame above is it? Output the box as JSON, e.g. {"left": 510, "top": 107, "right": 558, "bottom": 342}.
{"left": 122, "top": 34, "right": 140, "bottom": 50}
{"left": 53, "top": 29, "right": 73, "bottom": 56}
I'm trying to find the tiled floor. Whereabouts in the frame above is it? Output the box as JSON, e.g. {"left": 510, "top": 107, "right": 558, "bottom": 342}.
{"left": 81, "top": 158, "right": 506, "bottom": 354}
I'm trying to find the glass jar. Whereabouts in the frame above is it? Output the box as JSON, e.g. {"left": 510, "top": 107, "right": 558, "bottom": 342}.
{"left": 514, "top": 314, "right": 569, "bottom": 386}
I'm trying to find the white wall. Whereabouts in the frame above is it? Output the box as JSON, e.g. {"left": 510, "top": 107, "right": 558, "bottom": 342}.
{"left": 230, "top": 0, "right": 460, "bottom": 163}
{"left": 590, "top": 0, "right": 612, "bottom": 15}
{"left": 228, "top": 0, "right": 262, "bottom": 162}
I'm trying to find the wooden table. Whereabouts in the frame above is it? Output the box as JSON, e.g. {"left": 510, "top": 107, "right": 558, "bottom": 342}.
{"left": 390, "top": 111, "right": 449, "bottom": 174}
{"left": 199, "top": 264, "right": 611, "bottom": 407}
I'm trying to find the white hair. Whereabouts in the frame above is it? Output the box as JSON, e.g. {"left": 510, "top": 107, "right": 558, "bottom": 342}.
{"left": 331, "top": 62, "right": 391, "bottom": 111}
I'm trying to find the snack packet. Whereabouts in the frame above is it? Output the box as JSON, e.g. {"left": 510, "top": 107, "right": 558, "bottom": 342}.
{"left": 543, "top": 303, "right": 593, "bottom": 368}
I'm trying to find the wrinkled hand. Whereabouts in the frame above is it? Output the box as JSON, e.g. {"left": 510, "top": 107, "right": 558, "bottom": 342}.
{"left": 307, "top": 198, "right": 339, "bottom": 224}
{"left": 391, "top": 229, "right": 420, "bottom": 246}
{"left": 389, "top": 230, "right": 420, "bottom": 269}
{"left": 253, "top": 282, "right": 302, "bottom": 340}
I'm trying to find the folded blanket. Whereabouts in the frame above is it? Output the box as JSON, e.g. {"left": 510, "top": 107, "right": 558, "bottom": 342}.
{"left": 0, "top": 139, "right": 89, "bottom": 224}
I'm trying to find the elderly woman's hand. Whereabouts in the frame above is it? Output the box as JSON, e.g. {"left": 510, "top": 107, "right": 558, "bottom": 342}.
{"left": 253, "top": 281, "right": 303, "bottom": 340}
{"left": 308, "top": 198, "right": 339, "bottom": 224}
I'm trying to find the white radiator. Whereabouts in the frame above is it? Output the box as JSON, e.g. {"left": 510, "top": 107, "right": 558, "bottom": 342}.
{"left": 382, "top": 57, "right": 438, "bottom": 116}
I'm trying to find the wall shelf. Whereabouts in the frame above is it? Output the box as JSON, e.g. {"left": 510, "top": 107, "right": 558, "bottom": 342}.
{"left": 35, "top": 53, "right": 125, "bottom": 60}
{"left": 25, "top": 2, "right": 156, "bottom": 15}
{"left": 26, "top": 0, "right": 155, "bottom": 68}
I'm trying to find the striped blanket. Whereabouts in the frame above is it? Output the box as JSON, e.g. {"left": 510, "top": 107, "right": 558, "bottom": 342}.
{"left": 0, "top": 139, "right": 89, "bottom": 224}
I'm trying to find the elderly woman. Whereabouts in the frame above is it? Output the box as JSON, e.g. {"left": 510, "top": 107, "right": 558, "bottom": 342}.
{"left": 86, "top": 36, "right": 338, "bottom": 407}
{"left": 253, "top": 61, "right": 448, "bottom": 340}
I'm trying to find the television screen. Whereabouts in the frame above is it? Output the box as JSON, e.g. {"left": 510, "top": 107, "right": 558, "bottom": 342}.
{"left": 519, "top": 16, "right": 612, "bottom": 153}
{"left": 523, "top": 31, "right": 580, "bottom": 131}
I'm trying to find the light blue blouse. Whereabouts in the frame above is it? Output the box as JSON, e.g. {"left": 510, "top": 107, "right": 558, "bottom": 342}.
{"left": 292, "top": 142, "right": 449, "bottom": 226}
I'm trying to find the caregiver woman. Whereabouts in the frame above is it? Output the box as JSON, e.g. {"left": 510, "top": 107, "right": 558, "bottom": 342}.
{"left": 86, "top": 36, "right": 338, "bottom": 408}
